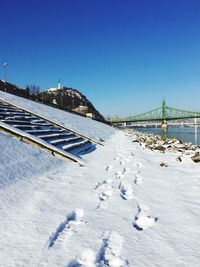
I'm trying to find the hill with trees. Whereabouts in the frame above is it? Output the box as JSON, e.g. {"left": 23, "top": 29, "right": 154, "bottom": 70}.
{"left": 0, "top": 80, "right": 105, "bottom": 122}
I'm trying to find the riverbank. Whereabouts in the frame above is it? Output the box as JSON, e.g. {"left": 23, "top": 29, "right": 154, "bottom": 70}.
{"left": 134, "top": 126, "right": 200, "bottom": 146}
{"left": 1, "top": 127, "right": 200, "bottom": 266}
{"left": 129, "top": 128, "right": 200, "bottom": 163}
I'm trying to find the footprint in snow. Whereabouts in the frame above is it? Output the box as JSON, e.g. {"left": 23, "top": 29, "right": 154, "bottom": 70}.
{"left": 119, "top": 160, "right": 125, "bottom": 166}
{"left": 122, "top": 167, "right": 129, "bottom": 173}
{"left": 69, "top": 232, "right": 129, "bottom": 267}
{"left": 115, "top": 170, "right": 125, "bottom": 180}
{"left": 95, "top": 179, "right": 114, "bottom": 210}
{"left": 114, "top": 157, "right": 120, "bottom": 162}
{"left": 119, "top": 181, "right": 134, "bottom": 200}
{"left": 48, "top": 209, "right": 85, "bottom": 248}
{"left": 134, "top": 174, "right": 143, "bottom": 185}
{"left": 135, "top": 162, "right": 143, "bottom": 168}
{"left": 95, "top": 179, "right": 113, "bottom": 191}
{"left": 96, "top": 231, "right": 129, "bottom": 267}
{"left": 68, "top": 248, "right": 96, "bottom": 267}
{"left": 133, "top": 205, "right": 158, "bottom": 231}
{"left": 105, "top": 165, "right": 113, "bottom": 172}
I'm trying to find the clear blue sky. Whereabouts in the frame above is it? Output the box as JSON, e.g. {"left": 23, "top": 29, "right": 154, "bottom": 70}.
{"left": 0, "top": 0, "right": 200, "bottom": 117}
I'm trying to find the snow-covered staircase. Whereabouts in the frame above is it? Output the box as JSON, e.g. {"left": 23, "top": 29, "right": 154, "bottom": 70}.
{"left": 0, "top": 99, "right": 102, "bottom": 164}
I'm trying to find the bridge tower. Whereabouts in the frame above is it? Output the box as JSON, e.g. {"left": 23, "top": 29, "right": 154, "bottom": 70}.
{"left": 161, "top": 99, "right": 167, "bottom": 131}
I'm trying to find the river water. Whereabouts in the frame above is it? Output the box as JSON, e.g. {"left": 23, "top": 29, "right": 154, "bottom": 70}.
{"left": 134, "top": 126, "right": 200, "bottom": 146}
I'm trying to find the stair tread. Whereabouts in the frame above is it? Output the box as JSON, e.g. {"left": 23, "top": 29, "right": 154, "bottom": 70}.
{"left": 50, "top": 136, "right": 82, "bottom": 145}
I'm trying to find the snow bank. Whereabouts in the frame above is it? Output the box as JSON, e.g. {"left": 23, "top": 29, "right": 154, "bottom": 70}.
{"left": 0, "top": 90, "right": 115, "bottom": 142}
{"left": 0, "top": 132, "right": 63, "bottom": 187}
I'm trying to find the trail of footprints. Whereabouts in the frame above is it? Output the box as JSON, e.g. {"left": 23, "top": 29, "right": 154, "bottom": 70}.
{"left": 96, "top": 147, "right": 158, "bottom": 230}
{"left": 49, "top": 141, "right": 158, "bottom": 266}
{"left": 96, "top": 150, "right": 141, "bottom": 207}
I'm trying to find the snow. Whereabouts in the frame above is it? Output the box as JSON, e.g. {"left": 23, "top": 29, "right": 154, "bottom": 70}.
{"left": 48, "top": 88, "right": 59, "bottom": 92}
{"left": 0, "top": 92, "right": 200, "bottom": 266}
{"left": 0, "top": 91, "right": 115, "bottom": 142}
{"left": 0, "top": 120, "right": 85, "bottom": 165}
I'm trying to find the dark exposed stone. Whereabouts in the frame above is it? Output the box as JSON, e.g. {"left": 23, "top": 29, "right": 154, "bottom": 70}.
{"left": 176, "top": 156, "right": 182, "bottom": 162}
{"left": 191, "top": 153, "right": 200, "bottom": 163}
{"left": 160, "top": 162, "right": 169, "bottom": 167}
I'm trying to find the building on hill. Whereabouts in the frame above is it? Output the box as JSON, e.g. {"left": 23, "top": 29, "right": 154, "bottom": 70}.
{"left": 44, "top": 87, "right": 104, "bottom": 121}
{"left": 48, "top": 88, "right": 59, "bottom": 92}
{"left": 72, "top": 105, "right": 88, "bottom": 116}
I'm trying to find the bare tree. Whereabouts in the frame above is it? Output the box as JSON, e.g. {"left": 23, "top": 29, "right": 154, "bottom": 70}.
{"left": 28, "top": 85, "right": 41, "bottom": 95}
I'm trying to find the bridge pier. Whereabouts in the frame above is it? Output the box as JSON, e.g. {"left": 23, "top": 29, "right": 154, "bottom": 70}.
{"left": 161, "top": 120, "right": 167, "bottom": 140}
{"left": 161, "top": 120, "right": 167, "bottom": 131}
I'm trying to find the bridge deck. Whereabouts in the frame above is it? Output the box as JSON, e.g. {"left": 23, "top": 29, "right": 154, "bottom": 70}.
{"left": 110, "top": 103, "right": 200, "bottom": 124}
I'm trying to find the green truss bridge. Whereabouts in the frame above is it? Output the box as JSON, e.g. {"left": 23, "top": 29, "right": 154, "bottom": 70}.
{"left": 110, "top": 100, "right": 200, "bottom": 124}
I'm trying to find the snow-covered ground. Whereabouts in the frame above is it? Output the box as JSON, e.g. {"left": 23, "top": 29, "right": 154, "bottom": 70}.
{"left": 0, "top": 91, "right": 114, "bottom": 142}
{"left": 0, "top": 92, "right": 200, "bottom": 267}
